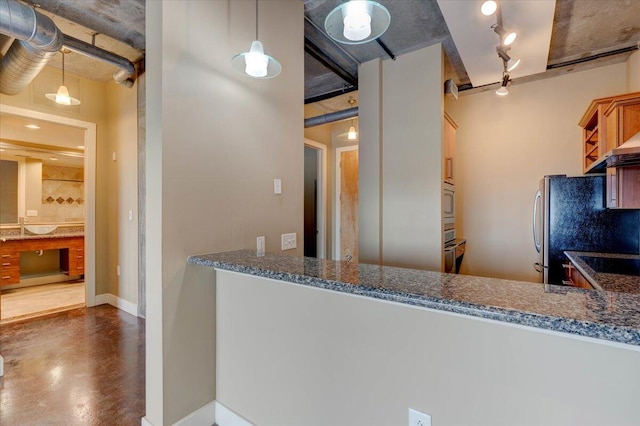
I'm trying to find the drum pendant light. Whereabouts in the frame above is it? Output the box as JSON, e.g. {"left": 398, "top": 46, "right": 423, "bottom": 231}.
{"left": 324, "top": 0, "right": 390, "bottom": 45}
{"left": 45, "top": 50, "right": 81, "bottom": 106}
{"left": 231, "top": 0, "right": 282, "bottom": 79}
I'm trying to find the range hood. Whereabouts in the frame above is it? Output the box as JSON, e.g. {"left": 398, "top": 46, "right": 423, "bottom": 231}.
{"left": 606, "top": 131, "right": 640, "bottom": 168}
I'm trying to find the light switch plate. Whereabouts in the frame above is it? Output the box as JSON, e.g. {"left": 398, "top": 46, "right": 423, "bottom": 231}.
{"left": 409, "top": 408, "right": 431, "bottom": 426}
{"left": 26, "top": 210, "right": 38, "bottom": 217}
{"left": 274, "top": 179, "right": 282, "bottom": 194}
{"left": 257, "top": 236, "right": 265, "bottom": 257}
{"left": 281, "top": 233, "right": 297, "bottom": 250}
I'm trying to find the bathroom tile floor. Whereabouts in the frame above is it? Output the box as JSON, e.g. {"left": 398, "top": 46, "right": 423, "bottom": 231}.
{"left": 0, "top": 305, "right": 145, "bottom": 425}
{"left": 1, "top": 281, "right": 85, "bottom": 323}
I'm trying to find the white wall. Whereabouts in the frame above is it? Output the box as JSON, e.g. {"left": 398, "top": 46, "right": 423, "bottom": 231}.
{"left": 145, "top": 1, "right": 304, "bottom": 424}
{"left": 216, "top": 271, "right": 640, "bottom": 425}
{"left": 446, "top": 63, "right": 628, "bottom": 282}
{"left": 106, "top": 80, "right": 139, "bottom": 305}
{"left": 359, "top": 45, "right": 444, "bottom": 270}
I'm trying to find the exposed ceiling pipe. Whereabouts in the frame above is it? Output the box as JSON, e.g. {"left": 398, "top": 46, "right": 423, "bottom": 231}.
{"left": 0, "top": 0, "right": 136, "bottom": 95}
{"left": 63, "top": 34, "right": 136, "bottom": 88}
{"left": 305, "top": 106, "right": 358, "bottom": 128}
{"left": 0, "top": 0, "right": 63, "bottom": 95}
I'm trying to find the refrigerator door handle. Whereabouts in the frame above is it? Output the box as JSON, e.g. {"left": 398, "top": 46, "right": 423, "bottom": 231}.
{"left": 533, "top": 190, "right": 542, "bottom": 253}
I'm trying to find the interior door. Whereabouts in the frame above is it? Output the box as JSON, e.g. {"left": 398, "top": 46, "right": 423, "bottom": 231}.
{"left": 340, "top": 149, "right": 358, "bottom": 262}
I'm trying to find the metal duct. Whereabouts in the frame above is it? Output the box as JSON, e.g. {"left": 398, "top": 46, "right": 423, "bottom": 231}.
{"left": 0, "top": 0, "right": 63, "bottom": 95}
{"left": 63, "top": 35, "right": 136, "bottom": 88}
{"left": 304, "top": 107, "right": 358, "bottom": 128}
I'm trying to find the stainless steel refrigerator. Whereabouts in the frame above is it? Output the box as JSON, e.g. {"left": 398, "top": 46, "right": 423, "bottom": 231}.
{"left": 532, "top": 175, "right": 639, "bottom": 284}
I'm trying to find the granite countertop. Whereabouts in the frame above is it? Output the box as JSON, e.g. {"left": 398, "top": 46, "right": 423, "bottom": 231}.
{"left": 565, "top": 251, "right": 640, "bottom": 294}
{"left": 188, "top": 250, "right": 640, "bottom": 347}
{"left": 0, "top": 226, "right": 84, "bottom": 242}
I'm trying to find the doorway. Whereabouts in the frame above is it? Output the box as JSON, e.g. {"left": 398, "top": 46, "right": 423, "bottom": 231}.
{"left": 0, "top": 104, "right": 97, "bottom": 322}
{"left": 303, "top": 139, "right": 327, "bottom": 258}
{"left": 335, "top": 146, "right": 359, "bottom": 262}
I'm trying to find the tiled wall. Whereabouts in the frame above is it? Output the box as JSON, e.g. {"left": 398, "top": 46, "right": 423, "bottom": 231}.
{"left": 41, "top": 165, "right": 85, "bottom": 222}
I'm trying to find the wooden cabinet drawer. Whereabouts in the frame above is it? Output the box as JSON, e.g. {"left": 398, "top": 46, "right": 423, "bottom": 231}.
{"left": 1, "top": 268, "right": 20, "bottom": 285}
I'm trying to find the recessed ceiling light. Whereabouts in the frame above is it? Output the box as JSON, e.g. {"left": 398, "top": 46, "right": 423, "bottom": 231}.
{"left": 76, "top": 145, "right": 85, "bottom": 150}
{"left": 50, "top": 156, "right": 58, "bottom": 161}
{"left": 0, "top": 149, "right": 5, "bottom": 152}
{"left": 25, "top": 124, "right": 40, "bottom": 129}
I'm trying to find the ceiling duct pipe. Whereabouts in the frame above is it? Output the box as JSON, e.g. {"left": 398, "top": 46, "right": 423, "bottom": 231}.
{"left": 0, "top": 0, "right": 63, "bottom": 95}
{"left": 305, "top": 106, "right": 358, "bottom": 128}
{"left": 63, "top": 34, "right": 136, "bottom": 88}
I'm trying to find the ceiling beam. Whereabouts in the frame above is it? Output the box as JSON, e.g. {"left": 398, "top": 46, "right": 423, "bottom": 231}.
{"left": 304, "top": 38, "right": 358, "bottom": 87}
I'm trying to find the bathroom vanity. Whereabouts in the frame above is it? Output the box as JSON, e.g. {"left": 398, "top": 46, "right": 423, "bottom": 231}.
{"left": 0, "top": 235, "right": 84, "bottom": 285}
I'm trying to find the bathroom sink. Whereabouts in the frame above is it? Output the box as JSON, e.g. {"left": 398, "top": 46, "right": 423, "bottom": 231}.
{"left": 24, "top": 225, "right": 58, "bottom": 235}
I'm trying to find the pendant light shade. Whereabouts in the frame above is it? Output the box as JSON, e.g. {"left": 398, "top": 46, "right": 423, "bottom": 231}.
{"left": 324, "top": 0, "right": 390, "bottom": 45}
{"left": 45, "top": 51, "right": 81, "bottom": 106}
{"left": 347, "top": 124, "right": 358, "bottom": 140}
{"left": 231, "top": 0, "right": 282, "bottom": 79}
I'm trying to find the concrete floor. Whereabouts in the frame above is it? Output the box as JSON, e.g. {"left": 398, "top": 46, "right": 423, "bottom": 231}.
{"left": 0, "top": 305, "right": 145, "bottom": 424}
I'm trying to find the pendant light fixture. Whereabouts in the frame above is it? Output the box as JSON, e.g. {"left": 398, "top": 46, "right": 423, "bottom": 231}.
{"left": 324, "top": 0, "right": 390, "bottom": 45}
{"left": 45, "top": 50, "right": 81, "bottom": 106}
{"left": 231, "top": 0, "right": 282, "bottom": 79}
{"left": 347, "top": 97, "right": 358, "bottom": 140}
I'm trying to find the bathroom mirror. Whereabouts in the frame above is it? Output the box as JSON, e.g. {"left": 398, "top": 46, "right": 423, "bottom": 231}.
{"left": 0, "top": 112, "right": 85, "bottom": 225}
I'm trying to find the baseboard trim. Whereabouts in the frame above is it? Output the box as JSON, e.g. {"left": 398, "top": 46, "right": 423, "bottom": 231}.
{"left": 95, "top": 293, "right": 138, "bottom": 317}
{"left": 172, "top": 400, "right": 216, "bottom": 426}
{"left": 139, "top": 400, "right": 253, "bottom": 426}
{"left": 215, "top": 401, "right": 254, "bottom": 426}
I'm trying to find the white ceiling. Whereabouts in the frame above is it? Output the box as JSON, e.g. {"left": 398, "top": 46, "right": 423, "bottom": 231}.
{"left": 0, "top": 113, "right": 85, "bottom": 167}
{"left": 437, "top": 0, "right": 556, "bottom": 87}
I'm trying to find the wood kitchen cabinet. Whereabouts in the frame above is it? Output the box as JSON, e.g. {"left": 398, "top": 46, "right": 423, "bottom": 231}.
{"left": 606, "top": 166, "right": 640, "bottom": 209}
{"left": 563, "top": 260, "right": 593, "bottom": 290}
{"left": 579, "top": 91, "right": 640, "bottom": 173}
{"left": 443, "top": 112, "right": 457, "bottom": 184}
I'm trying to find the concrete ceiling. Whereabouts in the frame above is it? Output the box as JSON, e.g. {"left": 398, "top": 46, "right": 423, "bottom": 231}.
{"left": 1, "top": 0, "right": 639, "bottom": 108}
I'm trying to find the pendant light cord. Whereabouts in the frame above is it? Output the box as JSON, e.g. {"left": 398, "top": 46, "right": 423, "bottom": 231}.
{"left": 255, "top": 0, "right": 259, "bottom": 40}
{"left": 61, "top": 51, "right": 65, "bottom": 86}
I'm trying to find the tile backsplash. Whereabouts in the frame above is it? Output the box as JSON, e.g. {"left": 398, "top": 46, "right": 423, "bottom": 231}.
{"left": 40, "top": 165, "right": 84, "bottom": 222}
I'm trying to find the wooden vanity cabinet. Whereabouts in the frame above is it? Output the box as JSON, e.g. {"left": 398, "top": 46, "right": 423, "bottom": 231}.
{"left": 0, "top": 236, "right": 84, "bottom": 286}
{"left": 443, "top": 112, "right": 457, "bottom": 184}
{"left": 0, "top": 247, "right": 21, "bottom": 285}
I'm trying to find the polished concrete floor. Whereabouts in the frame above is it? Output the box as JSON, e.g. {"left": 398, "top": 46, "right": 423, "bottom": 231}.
{"left": 0, "top": 305, "right": 145, "bottom": 424}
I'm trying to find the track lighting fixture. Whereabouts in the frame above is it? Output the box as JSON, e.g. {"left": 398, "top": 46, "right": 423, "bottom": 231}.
{"left": 231, "top": 0, "right": 282, "bottom": 79}
{"left": 496, "top": 73, "right": 510, "bottom": 96}
{"left": 324, "top": 0, "right": 390, "bottom": 45}
{"left": 492, "top": 23, "right": 517, "bottom": 46}
{"left": 481, "top": 1, "right": 497, "bottom": 16}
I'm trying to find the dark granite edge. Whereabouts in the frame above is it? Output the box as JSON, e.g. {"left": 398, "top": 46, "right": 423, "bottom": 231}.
{"left": 564, "top": 252, "right": 603, "bottom": 290}
{"left": 188, "top": 254, "right": 640, "bottom": 347}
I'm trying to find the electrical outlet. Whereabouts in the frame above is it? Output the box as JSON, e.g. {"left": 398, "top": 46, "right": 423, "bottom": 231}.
{"left": 117, "top": 265, "right": 121, "bottom": 276}
{"left": 281, "top": 233, "right": 297, "bottom": 250}
{"left": 409, "top": 408, "right": 431, "bottom": 426}
{"left": 256, "top": 236, "right": 265, "bottom": 257}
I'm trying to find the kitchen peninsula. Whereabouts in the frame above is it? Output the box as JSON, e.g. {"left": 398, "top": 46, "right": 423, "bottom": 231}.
{"left": 189, "top": 250, "right": 640, "bottom": 346}
{"left": 188, "top": 249, "right": 640, "bottom": 425}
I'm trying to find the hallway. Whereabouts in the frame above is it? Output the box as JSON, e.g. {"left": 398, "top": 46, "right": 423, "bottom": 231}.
{"left": 0, "top": 305, "right": 145, "bottom": 424}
